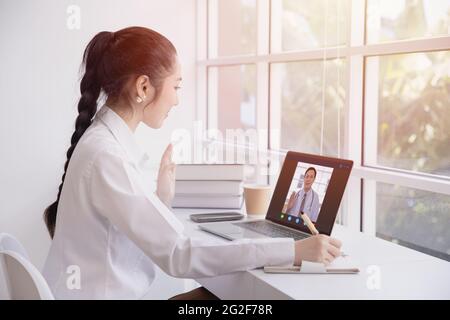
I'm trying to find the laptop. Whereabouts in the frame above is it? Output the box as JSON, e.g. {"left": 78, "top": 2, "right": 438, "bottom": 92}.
{"left": 199, "top": 151, "right": 353, "bottom": 241}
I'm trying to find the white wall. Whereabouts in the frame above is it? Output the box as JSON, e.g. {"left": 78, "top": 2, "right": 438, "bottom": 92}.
{"left": 0, "top": 0, "right": 197, "bottom": 299}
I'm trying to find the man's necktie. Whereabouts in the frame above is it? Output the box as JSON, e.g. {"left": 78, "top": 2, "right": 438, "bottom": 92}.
{"left": 299, "top": 193, "right": 306, "bottom": 215}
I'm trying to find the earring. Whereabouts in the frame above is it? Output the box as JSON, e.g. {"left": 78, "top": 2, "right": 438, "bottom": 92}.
{"left": 136, "top": 96, "right": 143, "bottom": 103}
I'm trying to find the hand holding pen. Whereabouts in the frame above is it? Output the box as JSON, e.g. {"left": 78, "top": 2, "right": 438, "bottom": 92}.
{"left": 299, "top": 211, "right": 348, "bottom": 258}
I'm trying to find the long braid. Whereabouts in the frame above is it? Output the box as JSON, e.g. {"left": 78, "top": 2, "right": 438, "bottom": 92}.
{"left": 44, "top": 32, "right": 113, "bottom": 238}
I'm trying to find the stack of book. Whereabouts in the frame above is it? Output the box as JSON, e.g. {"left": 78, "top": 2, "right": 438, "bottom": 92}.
{"left": 172, "top": 164, "right": 245, "bottom": 209}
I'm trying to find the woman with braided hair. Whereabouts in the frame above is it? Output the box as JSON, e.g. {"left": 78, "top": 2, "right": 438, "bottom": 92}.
{"left": 42, "top": 26, "right": 342, "bottom": 300}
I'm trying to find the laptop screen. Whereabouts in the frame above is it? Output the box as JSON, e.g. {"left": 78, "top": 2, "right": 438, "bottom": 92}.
{"left": 266, "top": 151, "right": 353, "bottom": 236}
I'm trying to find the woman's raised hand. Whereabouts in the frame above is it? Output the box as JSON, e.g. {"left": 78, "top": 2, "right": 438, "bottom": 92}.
{"left": 156, "top": 143, "right": 176, "bottom": 207}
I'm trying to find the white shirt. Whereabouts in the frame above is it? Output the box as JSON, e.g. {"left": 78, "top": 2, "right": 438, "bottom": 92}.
{"left": 43, "top": 106, "right": 294, "bottom": 299}
{"left": 286, "top": 188, "right": 320, "bottom": 222}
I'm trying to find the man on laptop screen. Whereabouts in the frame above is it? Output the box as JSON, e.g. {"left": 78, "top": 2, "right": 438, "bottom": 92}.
{"left": 284, "top": 164, "right": 333, "bottom": 224}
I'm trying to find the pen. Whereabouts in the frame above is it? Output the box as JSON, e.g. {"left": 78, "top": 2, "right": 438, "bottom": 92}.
{"left": 300, "top": 212, "right": 319, "bottom": 235}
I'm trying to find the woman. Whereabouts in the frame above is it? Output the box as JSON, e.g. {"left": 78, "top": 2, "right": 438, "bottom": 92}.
{"left": 42, "top": 26, "right": 342, "bottom": 299}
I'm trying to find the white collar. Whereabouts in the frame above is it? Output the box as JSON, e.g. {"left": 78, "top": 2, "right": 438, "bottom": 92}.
{"left": 96, "top": 105, "right": 149, "bottom": 167}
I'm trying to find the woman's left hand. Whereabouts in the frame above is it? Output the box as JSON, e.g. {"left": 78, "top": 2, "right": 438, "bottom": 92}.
{"left": 156, "top": 143, "right": 176, "bottom": 207}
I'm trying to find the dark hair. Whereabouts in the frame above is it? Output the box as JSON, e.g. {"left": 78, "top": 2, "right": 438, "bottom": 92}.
{"left": 44, "top": 27, "right": 177, "bottom": 238}
{"left": 305, "top": 167, "right": 317, "bottom": 178}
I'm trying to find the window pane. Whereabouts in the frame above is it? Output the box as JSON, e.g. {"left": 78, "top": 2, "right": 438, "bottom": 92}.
{"left": 376, "top": 182, "right": 450, "bottom": 261}
{"left": 208, "top": 64, "right": 256, "bottom": 133}
{"left": 271, "top": 0, "right": 349, "bottom": 52}
{"left": 367, "top": 0, "right": 450, "bottom": 43}
{"left": 208, "top": 0, "right": 256, "bottom": 57}
{"left": 365, "top": 51, "right": 450, "bottom": 177}
{"left": 271, "top": 59, "right": 346, "bottom": 157}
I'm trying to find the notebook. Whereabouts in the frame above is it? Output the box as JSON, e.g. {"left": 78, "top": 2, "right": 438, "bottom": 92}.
{"left": 263, "top": 255, "right": 360, "bottom": 274}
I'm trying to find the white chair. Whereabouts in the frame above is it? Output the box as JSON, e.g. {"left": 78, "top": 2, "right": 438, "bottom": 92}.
{"left": 0, "top": 233, "right": 54, "bottom": 300}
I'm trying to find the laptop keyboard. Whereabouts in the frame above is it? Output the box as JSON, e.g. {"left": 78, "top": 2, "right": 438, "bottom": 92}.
{"left": 234, "top": 220, "right": 310, "bottom": 241}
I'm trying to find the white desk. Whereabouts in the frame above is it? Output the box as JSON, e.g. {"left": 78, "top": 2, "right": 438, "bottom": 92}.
{"left": 173, "top": 208, "right": 450, "bottom": 300}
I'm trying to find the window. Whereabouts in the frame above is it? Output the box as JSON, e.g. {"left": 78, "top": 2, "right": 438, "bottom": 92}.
{"left": 208, "top": 64, "right": 257, "bottom": 132}
{"left": 270, "top": 58, "right": 346, "bottom": 156}
{"left": 271, "top": 0, "right": 350, "bottom": 52}
{"left": 374, "top": 182, "right": 450, "bottom": 260}
{"left": 198, "top": 0, "right": 450, "bottom": 260}
{"left": 208, "top": 0, "right": 257, "bottom": 57}
{"left": 365, "top": 51, "right": 450, "bottom": 177}
{"left": 366, "top": 0, "right": 450, "bottom": 43}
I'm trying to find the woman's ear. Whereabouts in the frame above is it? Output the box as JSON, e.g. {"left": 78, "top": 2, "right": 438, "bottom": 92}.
{"left": 135, "top": 75, "right": 155, "bottom": 103}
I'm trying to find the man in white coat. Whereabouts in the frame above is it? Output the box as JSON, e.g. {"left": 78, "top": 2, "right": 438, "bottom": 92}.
{"left": 286, "top": 167, "right": 320, "bottom": 222}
